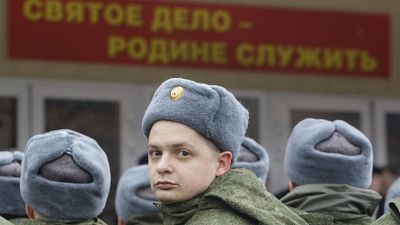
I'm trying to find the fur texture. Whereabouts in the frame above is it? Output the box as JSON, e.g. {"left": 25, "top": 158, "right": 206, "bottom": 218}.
{"left": 20, "top": 129, "right": 111, "bottom": 220}
{"left": 284, "top": 118, "right": 373, "bottom": 188}
{"left": 232, "top": 137, "right": 270, "bottom": 183}
{"left": 115, "top": 165, "right": 159, "bottom": 222}
{"left": 0, "top": 151, "right": 25, "bottom": 216}
{"left": 142, "top": 78, "right": 249, "bottom": 161}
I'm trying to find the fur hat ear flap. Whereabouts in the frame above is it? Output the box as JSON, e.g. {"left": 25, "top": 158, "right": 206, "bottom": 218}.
{"left": 115, "top": 165, "right": 159, "bottom": 222}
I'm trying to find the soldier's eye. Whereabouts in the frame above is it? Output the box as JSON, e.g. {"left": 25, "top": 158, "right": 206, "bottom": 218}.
{"left": 149, "top": 150, "right": 161, "bottom": 158}
{"left": 177, "top": 150, "right": 190, "bottom": 158}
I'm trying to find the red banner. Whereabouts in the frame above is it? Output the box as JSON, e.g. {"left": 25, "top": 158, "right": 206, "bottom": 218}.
{"left": 8, "top": 0, "right": 390, "bottom": 78}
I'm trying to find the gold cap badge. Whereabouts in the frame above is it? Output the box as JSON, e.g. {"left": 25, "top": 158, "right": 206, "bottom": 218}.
{"left": 170, "top": 86, "right": 185, "bottom": 100}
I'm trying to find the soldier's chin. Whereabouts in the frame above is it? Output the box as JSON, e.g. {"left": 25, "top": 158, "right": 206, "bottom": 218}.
{"left": 156, "top": 192, "right": 179, "bottom": 203}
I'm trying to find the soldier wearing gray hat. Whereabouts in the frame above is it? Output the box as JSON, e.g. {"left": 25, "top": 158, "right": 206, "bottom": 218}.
{"left": 115, "top": 165, "right": 162, "bottom": 225}
{"left": 0, "top": 151, "right": 26, "bottom": 221}
{"left": 142, "top": 78, "right": 308, "bottom": 225}
{"left": 281, "top": 118, "right": 382, "bottom": 225}
{"left": 13, "top": 129, "right": 110, "bottom": 225}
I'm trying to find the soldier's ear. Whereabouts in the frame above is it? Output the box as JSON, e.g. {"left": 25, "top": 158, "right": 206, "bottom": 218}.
{"left": 26, "top": 205, "right": 35, "bottom": 219}
{"left": 215, "top": 151, "right": 232, "bottom": 177}
{"left": 117, "top": 217, "right": 125, "bottom": 225}
{"left": 288, "top": 180, "right": 297, "bottom": 191}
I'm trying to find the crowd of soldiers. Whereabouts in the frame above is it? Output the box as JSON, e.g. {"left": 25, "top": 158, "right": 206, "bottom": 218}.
{"left": 0, "top": 78, "right": 399, "bottom": 225}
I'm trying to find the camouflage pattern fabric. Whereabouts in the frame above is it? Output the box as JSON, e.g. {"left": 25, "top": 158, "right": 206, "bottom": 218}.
{"left": 126, "top": 213, "right": 163, "bottom": 225}
{"left": 9, "top": 217, "right": 108, "bottom": 225}
{"left": 0, "top": 217, "right": 14, "bottom": 225}
{"left": 289, "top": 207, "right": 335, "bottom": 225}
{"left": 281, "top": 184, "right": 382, "bottom": 225}
{"left": 372, "top": 197, "right": 400, "bottom": 225}
{"left": 157, "top": 168, "right": 309, "bottom": 225}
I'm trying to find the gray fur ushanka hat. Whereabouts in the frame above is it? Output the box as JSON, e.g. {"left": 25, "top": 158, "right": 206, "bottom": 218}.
{"left": 115, "top": 165, "right": 159, "bottom": 222}
{"left": 232, "top": 137, "right": 270, "bottom": 183}
{"left": 142, "top": 78, "right": 249, "bottom": 161}
{"left": 284, "top": 118, "right": 373, "bottom": 188}
{"left": 0, "top": 151, "right": 25, "bottom": 216}
{"left": 20, "top": 129, "right": 111, "bottom": 220}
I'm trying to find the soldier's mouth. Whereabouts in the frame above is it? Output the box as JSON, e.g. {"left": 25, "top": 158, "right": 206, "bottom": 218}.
{"left": 155, "top": 181, "right": 177, "bottom": 190}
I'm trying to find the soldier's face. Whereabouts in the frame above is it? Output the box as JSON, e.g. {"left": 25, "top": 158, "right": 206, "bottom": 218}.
{"left": 148, "top": 120, "right": 220, "bottom": 203}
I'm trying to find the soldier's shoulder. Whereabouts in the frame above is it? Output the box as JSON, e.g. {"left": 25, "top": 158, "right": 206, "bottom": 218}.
{"left": 186, "top": 208, "right": 254, "bottom": 225}
{"left": 288, "top": 207, "right": 334, "bottom": 225}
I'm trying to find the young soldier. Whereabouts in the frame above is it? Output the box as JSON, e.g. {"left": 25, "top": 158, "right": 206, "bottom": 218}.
{"left": 142, "top": 78, "right": 308, "bottom": 225}
{"left": 232, "top": 137, "right": 270, "bottom": 183}
{"left": 115, "top": 164, "right": 162, "bottom": 225}
{"left": 281, "top": 118, "right": 382, "bottom": 225}
{"left": 15, "top": 129, "right": 110, "bottom": 225}
{"left": 0, "top": 151, "right": 26, "bottom": 221}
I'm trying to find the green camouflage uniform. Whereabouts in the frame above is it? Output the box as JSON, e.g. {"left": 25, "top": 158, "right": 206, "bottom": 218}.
{"left": 372, "top": 197, "right": 400, "bottom": 225}
{"left": 157, "top": 169, "right": 309, "bottom": 225}
{"left": 126, "top": 213, "right": 163, "bottom": 225}
{"left": 9, "top": 217, "right": 107, "bottom": 225}
{"left": 0, "top": 217, "right": 14, "bottom": 225}
{"left": 281, "top": 184, "right": 381, "bottom": 225}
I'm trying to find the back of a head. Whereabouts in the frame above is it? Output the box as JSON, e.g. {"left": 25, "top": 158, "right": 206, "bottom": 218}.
{"left": 0, "top": 151, "right": 26, "bottom": 218}
{"left": 232, "top": 137, "right": 270, "bottom": 183}
{"left": 384, "top": 177, "right": 400, "bottom": 213}
{"left": 20, "top": 129, "right": 111, "bottom": 221}
{"left": 115, "top": 165, "right": 160, "bottom": 222}
{"left": 284, "top": 118, "right": 373, "bottom": 188}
